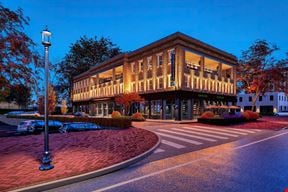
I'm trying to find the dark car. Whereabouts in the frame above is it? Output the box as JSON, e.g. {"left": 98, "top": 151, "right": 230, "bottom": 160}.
{"left": 59, "top": 122, "right": 100, "bottom": 133}
{"left": 74, "top": 112, "right": 89, "bottom": 117}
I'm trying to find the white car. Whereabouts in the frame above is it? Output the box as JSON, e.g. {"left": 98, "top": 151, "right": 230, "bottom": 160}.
{"left": 274, "top": 112, "right": 288, "bottom": 116}
{"left": 17, "top": 120, "right": 38, "bottom": 133}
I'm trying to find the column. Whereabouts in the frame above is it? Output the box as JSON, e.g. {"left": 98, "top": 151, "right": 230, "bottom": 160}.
{"left": 175, "top": 46, "right": 185, "bottom": 89}
{"left": 112, "top": 68, "right": 115, "bottom": 95}
{"left": 152, "top": 55, "right": 157, "bottom": 90}
{"left": 143, "top": 58, "right": 147, "bottom": 91}
{"left": 162, "top": 99, "right": 166, "bottom": 119}
{"left": 187, "top": 99, "right": 192, "bottom": 119}
{"left": 175, "top": 94, "right": 181, "bottom": 121}
{"left": 199, "top": 56, "right": 205, "bottom": 90}
{"left": 123, "top": 56, "right": 131, "bottom": 93}
{"left": 163, "top": 50, "right": 168, "bottom": 89}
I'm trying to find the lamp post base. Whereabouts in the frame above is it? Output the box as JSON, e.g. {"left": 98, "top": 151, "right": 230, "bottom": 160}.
{"left": 39, "top": 151, "right": 54, "bottom": 171}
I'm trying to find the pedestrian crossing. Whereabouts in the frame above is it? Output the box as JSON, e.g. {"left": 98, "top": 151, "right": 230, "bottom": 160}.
{"left": 153, "top": 125, "right": 261, "bottom": 154}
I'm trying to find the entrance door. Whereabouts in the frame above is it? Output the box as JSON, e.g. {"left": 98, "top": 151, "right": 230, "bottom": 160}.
{"left": 165, "top": 100, "right": 175, "bottom": 120}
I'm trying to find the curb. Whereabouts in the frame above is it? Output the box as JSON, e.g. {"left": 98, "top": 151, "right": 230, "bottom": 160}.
{"left": 11, "top": 131, "right": 161, "bottom": 192}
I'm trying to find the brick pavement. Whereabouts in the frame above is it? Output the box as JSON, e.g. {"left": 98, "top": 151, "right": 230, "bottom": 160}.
{"left": 0, "top": 127, "right": 158, "bottom": 192}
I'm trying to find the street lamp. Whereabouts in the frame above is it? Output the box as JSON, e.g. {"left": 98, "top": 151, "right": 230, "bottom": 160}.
{"left": 39, "top": 27, "right": 54, "bottom": 171}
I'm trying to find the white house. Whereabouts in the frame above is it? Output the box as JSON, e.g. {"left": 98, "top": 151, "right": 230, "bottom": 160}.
{"left": 237, "top": 92, "right": 288, "bottom": 115}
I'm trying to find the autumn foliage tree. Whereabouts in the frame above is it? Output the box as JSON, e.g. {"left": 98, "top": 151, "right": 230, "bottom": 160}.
{"left": 237, "top": 40, "right": 288, "bottom": 111}
{"left": 0, "top": 4, "right": 40, "bottom": 100}
{"left": 115, "top": 92, "right": 144, "bottom": 115}
{"left": 38, "top": 84, "right": 57, "bottom": 114}
{"left": 60, "top": 99, "right": 68, "bottom": 115}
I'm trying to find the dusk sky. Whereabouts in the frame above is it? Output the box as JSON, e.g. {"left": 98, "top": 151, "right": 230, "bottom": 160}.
{"left": 4, "top": 0, "right": 288, "bottom": 64}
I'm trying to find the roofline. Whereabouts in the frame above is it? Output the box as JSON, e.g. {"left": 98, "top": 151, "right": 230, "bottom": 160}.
{"left": 73, "top": 32, "right": 237, "bottom": 82}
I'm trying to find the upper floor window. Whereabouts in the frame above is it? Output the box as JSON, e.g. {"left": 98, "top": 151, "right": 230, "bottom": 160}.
{"left": 259, "top": 96, "right": 262, "bottom": 102}
{"left": 239, "top": 97, "right": 243, "bottom": 102}
{"left": 270, "top": 95, "right": 274, "bottom": 101}
{"left": 168, "top": 49, "right": 175, "bottom": 65}
{"left": 131, "top": 62, "right": 135, "bottom": 73}
{"left": 249, "top": 96, "right": 252, "bottom": 102}
{"left": 157, "top": 54, "right": 163, "bottom": 67}
{"left": 147, "top": 57, "right": 152, "bottom": 70}
{"left": 139, "top": 60, "right": 144, "bottom": 72}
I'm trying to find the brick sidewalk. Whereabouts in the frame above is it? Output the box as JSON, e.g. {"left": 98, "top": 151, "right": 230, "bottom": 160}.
{"left": 0, "top": 127, "right": 158, "bottom": 192}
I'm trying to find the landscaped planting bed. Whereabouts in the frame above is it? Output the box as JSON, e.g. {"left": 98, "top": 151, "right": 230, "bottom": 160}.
{"left": 0, "top": 127, "right": 158, "bottom": 191}
{"left": 7, "top": 115, "right": 131, "bottom": 129}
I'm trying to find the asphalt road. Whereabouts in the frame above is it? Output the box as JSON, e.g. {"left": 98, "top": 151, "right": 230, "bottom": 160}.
{"left": 46, "top": 129, "right": 288, "bottom": 192}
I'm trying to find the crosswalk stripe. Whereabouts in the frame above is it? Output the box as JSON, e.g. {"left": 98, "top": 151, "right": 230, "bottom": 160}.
{"left": 218, "top": 127, "right": 260, "bottom": 133}
{"left": 162, "top": 139, "right": 186, "bottom": 149}
{"left": 153, "top": 148, "right": 165, "bottom": 153}
{"left": 158, "top": 129, "right": 217, "bottom": 142}
{"left": 182, "top": 127, "right": 239, "bottom": 137}
{"left": 155, "top": 132, "right": 203, "bottom": 145}
{"left": 172, "top": 128, "right": 229, "bottom": 140}
{"left": 191, "top": 125, "right": 249, "bottom": 135}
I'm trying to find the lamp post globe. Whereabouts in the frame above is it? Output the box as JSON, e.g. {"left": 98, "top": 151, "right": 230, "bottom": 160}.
{"left": 39, "top": 27, "right": 54, "bottom": 171}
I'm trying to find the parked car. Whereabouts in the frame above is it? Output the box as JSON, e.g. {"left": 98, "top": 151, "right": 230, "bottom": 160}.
{"left": 17, "top": 120, "right": 39, "bottom": 133}
{"left": 5, "top": 111, "right": 25, "bottom": 116}
{"left": 17, "top": 120, "right": 63, "bottom": 134}
{"left": 274, "top": 112, "right": 288, "bottom": 116}
{"left": 59, "top": 122, "right": 100, "bottom": 133}
{"left": 74, "top": 112, "right": 89, "bottom": 117}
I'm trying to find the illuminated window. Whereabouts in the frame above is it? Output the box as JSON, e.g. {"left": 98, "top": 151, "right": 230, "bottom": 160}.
{"left": 147, "top": 57, "right": 152, "bottom": 70}
{"left": 168, "top": 49, "right": 175, "bottom": 65}
{"left": 131, "top": 62, "right": 135, "bottom": 73}
{"left": 184, "top": 75, "right": 190, "bottom": 88}
{"left": 138, "top": 81, "right": 144, "bottom": 91}
{"left": 158, "top": 77, "right": 163, "bottom": 89}
{"left": 157, "top": 54, "right": 163, "bottom": 67}
{"left": 139, "top": 60, "right": 143, "bottom": 72}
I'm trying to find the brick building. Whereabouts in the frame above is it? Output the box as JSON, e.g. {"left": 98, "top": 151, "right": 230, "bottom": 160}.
{"left": 72, "top": 32, "right": 237, "bottom": 120}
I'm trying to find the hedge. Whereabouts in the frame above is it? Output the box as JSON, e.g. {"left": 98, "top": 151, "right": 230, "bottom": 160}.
{"left": 6, "top": 115, "right": 131, "bottom": 129}
{"left": 198, "top": 117, "right": 246, "bottom": 125}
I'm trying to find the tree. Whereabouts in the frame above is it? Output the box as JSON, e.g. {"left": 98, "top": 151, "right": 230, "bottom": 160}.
{"left": 0, "top": 4, "right": 40, "bottom": 97}
{"left": 60, "top": 99, "right": 68, "bottom": 115}
{"left": 237, "top": 40, "right": 288, "bottom": 111}
{"left": 6, "top": 84, "right": 31, "bottom": 108}
{"left": 115, "top": 92, "right": 144, "bottom": 115}
{"left": 55, "top": 36, "right": 121, "bottom": 99}
{"left": 38, "top": 84, "right": 57, "bottom": 114}
{"left": 0, "top": 76, "right": 10, "bottom": 102}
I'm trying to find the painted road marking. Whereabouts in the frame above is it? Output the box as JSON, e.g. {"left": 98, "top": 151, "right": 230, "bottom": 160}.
{"left": 182, "top": 127, "right": 239, "bottom": 137}
{"left": 158, "top": 129, "right": 217, "bottom": 142}
{"left": 161, "top": 139, "right": 186, "bottom": 149}
{"left": 153, "top": 148, "right": 165, "bottom": 153}
{"left": 155, "top": 132, "right": 203, "bottom": 145}
{"left": 220, "top": 127, "right": 261, "bottom": 133}
{"left": 93, "top": 132, "right": 288, "bottom": 192}
{"left": 171, "top": 128, "right": 229, "bottom": 140}
{"left": 192, "top": 125, "right": 249, "bottom": 135}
